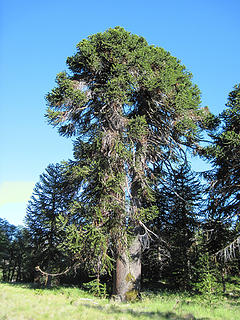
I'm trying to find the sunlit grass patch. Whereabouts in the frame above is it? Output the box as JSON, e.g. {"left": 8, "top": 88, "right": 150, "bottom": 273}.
{"left": 0, "top": 282, "right": 240, "bottom": 320}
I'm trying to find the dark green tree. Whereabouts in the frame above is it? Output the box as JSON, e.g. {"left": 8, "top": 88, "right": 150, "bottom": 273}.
{"left": 46, "top": 27, "right": 213, "bottom": 300}
{"left": 0, "top": 219, "right": 31, "bottom": 282}
{"left": 142, "top": 164, "right": 203, "bottom": 290}
{"left": 204, "top": 84, "right": 240, "bottom": 261}
{"left": 8, "top": 227, "right": 33, "bottom": 282}
{"left": 0, "top": 218, "right": 13, "bottom": 281}
{"left": 25, "top": 163, "right": 77, "bottom": 285}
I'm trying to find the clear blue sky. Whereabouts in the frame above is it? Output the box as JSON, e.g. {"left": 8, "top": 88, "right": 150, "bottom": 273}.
{"left": 0, "top": 0, "right": 239, "bottom": 226}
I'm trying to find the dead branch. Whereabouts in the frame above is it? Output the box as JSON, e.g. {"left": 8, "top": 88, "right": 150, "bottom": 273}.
{"left": 215, "top": 236, "right": 240, "bottom": 262}
{"left": 35, "top": 262, "right": 81, "bottom": 277}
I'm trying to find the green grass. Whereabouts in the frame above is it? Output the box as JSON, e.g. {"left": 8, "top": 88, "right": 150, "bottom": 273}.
{"left": 0, "top": 282, "right": 240, "bottom": 320}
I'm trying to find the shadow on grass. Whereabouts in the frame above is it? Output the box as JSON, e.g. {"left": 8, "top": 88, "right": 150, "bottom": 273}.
{"left": 79, "top": 303, "right": 210, "bottom": 320}
{"left": 0, "top": 281, "right": 77, "bottom": 291}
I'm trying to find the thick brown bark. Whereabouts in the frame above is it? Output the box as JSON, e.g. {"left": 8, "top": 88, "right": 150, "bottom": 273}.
{"left": 113, "top": 236, "right": 141, "bottom": 301}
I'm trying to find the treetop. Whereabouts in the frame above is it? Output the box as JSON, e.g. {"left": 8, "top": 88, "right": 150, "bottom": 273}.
{"left": 46, "top": 27, "right": 213, "bottom": 149}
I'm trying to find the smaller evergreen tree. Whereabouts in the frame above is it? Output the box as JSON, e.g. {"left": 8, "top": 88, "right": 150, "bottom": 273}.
{"left": 25, "top": 163, "right": 77, "bottom": 284}
{"left": 0, "top": 218, "right": 14, "bottom": 281}
{"left": 204, "top": 84, "right": 240, "bottom": 262}
{"left": 0, "top": 219, "right": 32, "bottom": 282}
{"left": 142, "top": 164, "right": 203, "bottom": 290}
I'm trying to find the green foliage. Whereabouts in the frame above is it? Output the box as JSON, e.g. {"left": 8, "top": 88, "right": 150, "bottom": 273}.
{"left": 56, "top": 212, "right": 115, "bottom": 276}
{"left": 83, "top": 279, "right": 107, "bottom": 298}
{"left": 0, "top": 219, "right": 33, "bottom": 282}
{"left": 202, "top": 84, "right": 240, "bottom": 264}
{"left": 46, "top": 27, "right": 205, "bottom": 144}
{"left": 25, "top": 163, "right": 79, "bottom": 283}
{"left": 137, "top": 206, "right": 159, "bottom": 222}
{"left": 142, "top": 163, "right": 203, "bottom": 290}
{"left": 193, "top": 252, "right": 220, "bottom": 300}
{"left": 128, "top": 116, "right": 148, "bottom": 140}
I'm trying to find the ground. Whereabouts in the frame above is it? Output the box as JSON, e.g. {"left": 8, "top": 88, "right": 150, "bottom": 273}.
{"left": 0, "top": 282, "right": 240, "bottom": 320}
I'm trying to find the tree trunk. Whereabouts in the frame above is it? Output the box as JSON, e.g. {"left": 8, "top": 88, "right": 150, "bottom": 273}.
{"left": 10, "top": 264, "right": 16, "bottom": 282}
{"left": 45, "top": 274, "right": 52, "bottom": 288}
{"left": 2, "top": 260, "right": 7, "bottom": 281}
{"left": 113, "top": 235, "right": 141, "bottom": 301}
{"left": 16, "top": 265, "right": 22, "bottom": 282}
{"left": 221, "top": 268, "right": 226, "bottom": 293}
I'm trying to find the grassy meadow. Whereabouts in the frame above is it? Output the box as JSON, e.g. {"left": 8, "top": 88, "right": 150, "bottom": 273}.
{"left": 0, "top": 282, "right": 240, "bottom": 320}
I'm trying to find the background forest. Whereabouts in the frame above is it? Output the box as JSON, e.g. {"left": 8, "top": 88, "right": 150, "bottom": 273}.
{"left": 0, "top": 27, "right": 239, "bottom": 303}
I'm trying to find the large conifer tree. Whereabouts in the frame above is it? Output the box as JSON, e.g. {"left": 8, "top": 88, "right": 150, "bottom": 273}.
{"left": 46, "top": 27, "right": 212, "bottom": 300}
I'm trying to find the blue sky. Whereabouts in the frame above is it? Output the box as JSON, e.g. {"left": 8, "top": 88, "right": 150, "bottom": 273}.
{"left": 0, "top": 0, "right": 239, "bottom": 226}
